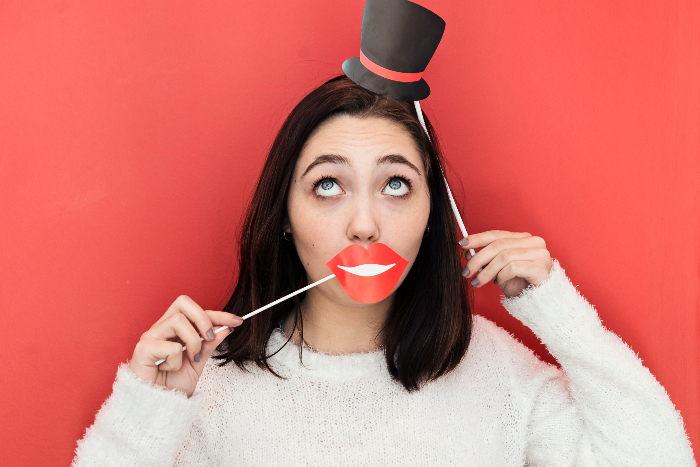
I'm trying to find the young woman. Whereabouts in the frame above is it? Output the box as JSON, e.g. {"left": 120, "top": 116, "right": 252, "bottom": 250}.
{"left": 72, "top": 76, "right": 695, "bottom": 466}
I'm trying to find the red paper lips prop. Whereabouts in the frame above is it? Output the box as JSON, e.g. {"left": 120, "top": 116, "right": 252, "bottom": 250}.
{"left": 326, "top": 243, "right": 409, "bottom": 303}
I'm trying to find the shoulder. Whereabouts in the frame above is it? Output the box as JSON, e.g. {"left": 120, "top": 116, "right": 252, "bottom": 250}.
{"left": 460, "top": 314, "right": 563, "bottom": 385}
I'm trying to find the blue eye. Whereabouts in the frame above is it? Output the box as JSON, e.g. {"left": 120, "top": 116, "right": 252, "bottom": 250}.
{"left": 384, "top": 177, "right": 409, "bottom": 196}
{"left": 315, "top": 178, "right": 342, "bottom": 197}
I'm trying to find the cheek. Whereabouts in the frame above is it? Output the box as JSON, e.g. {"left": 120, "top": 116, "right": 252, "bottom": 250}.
{"left": 287, "top": 197, "right": 339, "bottom": 272}
{"left": 403, "top": 218, "right": 429, "bottom": 257}
{"left": 392, "top": 198, "right": 431, "bottom": 265}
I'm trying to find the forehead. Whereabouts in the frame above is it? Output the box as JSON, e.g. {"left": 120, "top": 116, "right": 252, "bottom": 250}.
{"left": 298, "top": 115, "right": 423, "bottom": 165}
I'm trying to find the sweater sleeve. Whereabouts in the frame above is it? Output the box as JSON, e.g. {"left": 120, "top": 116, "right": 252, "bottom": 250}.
{"left": 499, "top": 258, "right": 696, "bottom": 467}
{"left": 71, "top": 362, "right": 207, "bottom": 467}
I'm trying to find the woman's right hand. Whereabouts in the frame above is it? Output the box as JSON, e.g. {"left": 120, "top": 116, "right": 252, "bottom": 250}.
{"left": 128, "top": 295, "right": 244, "bottom": 398}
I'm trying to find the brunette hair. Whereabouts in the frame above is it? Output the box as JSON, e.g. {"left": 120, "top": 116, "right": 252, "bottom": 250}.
{"left": 212, "top": 75, "right": 473, "bottom": 391}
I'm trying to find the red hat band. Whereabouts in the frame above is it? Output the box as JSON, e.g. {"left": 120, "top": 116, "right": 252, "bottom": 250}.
{"left": 359, "top": 51, "right": 424, "bottom": 83}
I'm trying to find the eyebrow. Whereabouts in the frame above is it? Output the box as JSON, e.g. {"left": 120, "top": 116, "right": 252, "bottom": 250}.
{"left": 300, "top": 154, "right": 422, "bottom": 179}
{"left": 300, "top": 154, "right": 350, "bottom": 179}
{"left": 376, "top": 154, "right": 422, "bottom": 177}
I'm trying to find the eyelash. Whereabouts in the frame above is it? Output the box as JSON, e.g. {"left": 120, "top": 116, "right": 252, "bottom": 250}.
{"left": 311, "top": 174, "right": 413, "bottom": 200}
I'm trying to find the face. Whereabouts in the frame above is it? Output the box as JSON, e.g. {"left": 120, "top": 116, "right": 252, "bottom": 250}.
{"left": 284, "top": 114, "right": 431, "bottom": 306}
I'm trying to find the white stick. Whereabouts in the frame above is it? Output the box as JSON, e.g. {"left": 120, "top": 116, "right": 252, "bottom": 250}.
{"left": 414, "top": 101, "right": 476, "bottom": 258}
{"left": 155, "top": 273, "right": 337, "bottom": 366}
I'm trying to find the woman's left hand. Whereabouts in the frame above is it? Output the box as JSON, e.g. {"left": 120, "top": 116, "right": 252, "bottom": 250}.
{"left": 459, "top": 230, "right": 553, "bottom": 299}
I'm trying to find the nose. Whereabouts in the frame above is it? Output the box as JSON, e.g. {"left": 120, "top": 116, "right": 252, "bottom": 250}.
{"left": 346, "top": 193, "right": 380, "bottom": 245}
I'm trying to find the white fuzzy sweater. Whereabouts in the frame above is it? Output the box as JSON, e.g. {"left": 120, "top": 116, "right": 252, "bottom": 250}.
{"left": 72, "top": 259, "right": 696, "bottom": 466}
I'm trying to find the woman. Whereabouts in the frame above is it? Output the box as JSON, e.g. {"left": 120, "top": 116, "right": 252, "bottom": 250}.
{"left": 72, "top": 76, "right": 695, "bottom": 466}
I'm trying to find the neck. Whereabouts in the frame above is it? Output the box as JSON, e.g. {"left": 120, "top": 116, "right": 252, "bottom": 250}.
{"left": 283, "top": 287, "right": 391, "bottom": 354}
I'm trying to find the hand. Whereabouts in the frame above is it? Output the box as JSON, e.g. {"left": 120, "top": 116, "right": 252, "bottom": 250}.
{"left": 128, "top": 295, "right": 244, "bottom": 398}
{"left": 459, "top": 230, "right": 553, "bottom": 299}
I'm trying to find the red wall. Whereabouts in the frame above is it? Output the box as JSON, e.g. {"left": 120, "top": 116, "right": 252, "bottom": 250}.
{"left": 1, "top": 1, "right": 697, "bottom": 464}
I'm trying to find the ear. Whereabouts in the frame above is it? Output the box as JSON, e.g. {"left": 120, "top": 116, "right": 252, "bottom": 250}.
{"left": 282, "top": 212, "right": 291, "bottom": 233}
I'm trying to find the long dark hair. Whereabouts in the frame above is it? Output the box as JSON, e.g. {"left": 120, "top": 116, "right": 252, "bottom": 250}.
{"left": 212, "top": 75, "right": 474, "bottom": 392}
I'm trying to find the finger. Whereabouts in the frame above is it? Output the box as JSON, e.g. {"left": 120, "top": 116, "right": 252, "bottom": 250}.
{"left": 151, "top": 295, "right": 193, "bottom": 329}
{"left": 151, "top": 296, "right": 215, "bottom": 342}
{"left": 208, "top": 310, "right": 245, "bottom": 328}
{"left": 167, "top": 296, "right": 222, "bottom": 344}
{"left": 459, "top": 230, "right": 532, "bottom": 250}
{"left": 463, "top": 235, "right": 546, "bottom": 278}
{"left": 189, "top": 311, "right": 244, "bottom": 374}
{"left": 146, "top": 312, "right": 205, "bottom": 363}
{"left": 493, "top": 259, "right": 551, "bottom": 287}
{"left": 135, "top": 338, "right": 184, "bottom": 371}
{"left": 471, "top": 248, "right": 550, "bottom": 287}
{"left": 190, "top": 322, "right": 233, "bottom": 374}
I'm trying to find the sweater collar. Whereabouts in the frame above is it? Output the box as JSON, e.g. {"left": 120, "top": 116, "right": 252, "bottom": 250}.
{"left": 266, "top": 328, "right": 389, "bottom": 380}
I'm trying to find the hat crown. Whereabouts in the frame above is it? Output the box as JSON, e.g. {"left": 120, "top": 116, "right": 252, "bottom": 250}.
{"left": 360, "top": 0, "right": 446, "bottom": 74}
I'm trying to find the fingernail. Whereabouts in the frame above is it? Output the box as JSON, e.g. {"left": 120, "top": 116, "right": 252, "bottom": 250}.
{"left": 459, "top": 238, "right": 469, "bottom": 247}
{"left": 471, "top": 278, "right": 480, "bottom": 287}
{"left": 194, "top": 353, "right": 200, "bottom": 362}
{"left": 462, "top": 265, "right": 469, "bottom": 277}
{"left": 232, "top": 315, "right": 243, "bottom": 321}
{"left": 207, "top": 329, "right": 215, "bottom": 340}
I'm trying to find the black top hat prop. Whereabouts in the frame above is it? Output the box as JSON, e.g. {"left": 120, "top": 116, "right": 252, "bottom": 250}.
{"left": 342, "top": 0, "right": 446, "bottom": 101}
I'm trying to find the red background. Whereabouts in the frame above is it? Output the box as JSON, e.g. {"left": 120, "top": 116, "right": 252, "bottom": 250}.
{"left": 0, "top": 1, "right": 697, "bottom": 464}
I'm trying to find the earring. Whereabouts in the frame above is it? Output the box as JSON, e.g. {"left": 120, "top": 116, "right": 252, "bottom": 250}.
{"left": 423, "top": 226, "right": 430, "bottom": 237}
{"left": 283, "top": 231, "right": 293, "bottom": 241}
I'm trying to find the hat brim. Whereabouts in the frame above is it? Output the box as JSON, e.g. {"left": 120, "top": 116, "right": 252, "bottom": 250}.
{"left": 342, "top": 57, "right": 430, "bottom": 101}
